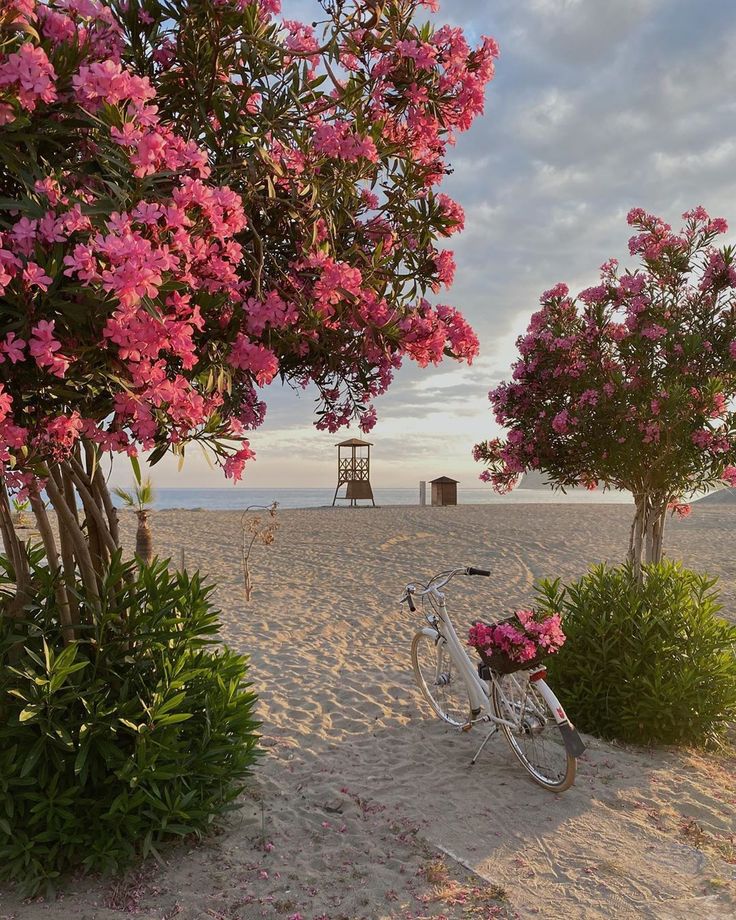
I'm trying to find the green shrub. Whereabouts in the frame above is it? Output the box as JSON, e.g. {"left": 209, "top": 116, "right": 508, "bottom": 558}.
{"left": 0, "top": 551, "right": 260, "bottom": 896}
{"left": 537, "top": 561, "right": 736, "bottom": 746}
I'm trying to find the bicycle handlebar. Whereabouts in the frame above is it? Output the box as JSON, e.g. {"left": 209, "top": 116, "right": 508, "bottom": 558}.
{"left": 400, "top": 565, "right": 490, "bottom": 607}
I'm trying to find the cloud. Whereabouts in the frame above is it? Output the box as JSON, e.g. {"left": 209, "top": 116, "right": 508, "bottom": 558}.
{"left": 520, "top": 0, "right": 668, "bottom": 63}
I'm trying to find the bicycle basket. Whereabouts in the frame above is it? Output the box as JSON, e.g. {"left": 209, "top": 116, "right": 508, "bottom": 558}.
{"left": 471, "top": 617, "right": 548, "bottom": 675}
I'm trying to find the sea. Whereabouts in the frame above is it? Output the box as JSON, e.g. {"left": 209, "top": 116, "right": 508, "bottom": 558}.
{"left": 141, "top": 487, "right": 633, "bottom": 511}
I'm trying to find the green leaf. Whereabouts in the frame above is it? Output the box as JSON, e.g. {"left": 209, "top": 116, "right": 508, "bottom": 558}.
{"left": 130, "top": 454, "right": 142, "bottom": 486}
{"left": 21, "top": 740, "right": 46, "bottom": 778}
{"left": 155, "top": 712, "right": 193, "bottom": 726}
{"left": 18, "top": 706, "right": 41, "bottom": 723}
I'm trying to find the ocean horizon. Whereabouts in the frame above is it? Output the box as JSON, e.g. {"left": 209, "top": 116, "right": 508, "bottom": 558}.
{"left": 131, "top": 487, "right": 635, "bottom": 511}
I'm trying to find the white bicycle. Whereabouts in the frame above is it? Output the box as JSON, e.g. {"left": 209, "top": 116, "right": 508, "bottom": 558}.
{"left": 403, "top": 566, "right": 585, "bottom": 792}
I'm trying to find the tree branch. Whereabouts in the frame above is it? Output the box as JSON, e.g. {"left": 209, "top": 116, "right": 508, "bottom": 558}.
{"left": 29, "top": 490, "right": 76, "bottom": 643}
{"left": 44, "top": 468, "right": 101, "bottom": 615}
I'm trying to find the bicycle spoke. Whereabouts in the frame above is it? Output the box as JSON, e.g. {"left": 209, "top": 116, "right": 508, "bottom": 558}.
{"left": 412, "top": 632, "right": 469, "bottom": 727}
{"left": 492, "top": 673, "right": 574, "bottom": 791}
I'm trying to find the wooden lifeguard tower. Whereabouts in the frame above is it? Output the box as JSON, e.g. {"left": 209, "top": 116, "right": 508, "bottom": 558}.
{"left": 332, "top": 438, "right": 375, "bottom": 507}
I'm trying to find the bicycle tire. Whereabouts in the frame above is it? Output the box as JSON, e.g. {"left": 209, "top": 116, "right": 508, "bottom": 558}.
{"left": 492, "top": 672, "right": 576, "bottom": 792}
{"left": 411, "top": 631, "right": 470, "bottom": 728}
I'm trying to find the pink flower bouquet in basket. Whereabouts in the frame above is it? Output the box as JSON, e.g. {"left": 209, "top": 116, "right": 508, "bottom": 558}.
{"left": 468, "top": 609, "right": 566, "bottom": 675}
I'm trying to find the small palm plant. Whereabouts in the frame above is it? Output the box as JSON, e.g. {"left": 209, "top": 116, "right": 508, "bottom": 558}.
{"left": 114, "top": 478, "right": 155, "bottom": 564}
{"left": 12, "top": 497, "right": 30, "bottom": 528}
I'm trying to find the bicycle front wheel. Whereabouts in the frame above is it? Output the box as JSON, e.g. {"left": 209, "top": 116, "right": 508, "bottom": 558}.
{"left": 492, "top": 672, "right": 575, "bottom": 792}
{"left": 411, "top": 631, "right": 470, "bottom": 727}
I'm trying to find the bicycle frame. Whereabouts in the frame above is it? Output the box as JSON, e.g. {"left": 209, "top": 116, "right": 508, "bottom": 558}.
{"left": 419, "top": 584, "right": 575, "bottom": 736}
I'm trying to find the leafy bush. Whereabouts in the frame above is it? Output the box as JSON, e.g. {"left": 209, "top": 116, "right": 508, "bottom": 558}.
{"left": 537, "top": 561, "right": 736, "bottom": 746}
{"left": 0, "top": 551, "right": 260, "bottom": 896}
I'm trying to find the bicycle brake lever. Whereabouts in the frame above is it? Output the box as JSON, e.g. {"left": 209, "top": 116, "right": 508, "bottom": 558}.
{"left": 399, "top": 594, "right": 416, "bottom": 612}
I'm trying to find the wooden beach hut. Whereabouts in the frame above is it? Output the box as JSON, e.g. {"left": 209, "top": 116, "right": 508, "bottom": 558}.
{"left": 431, "top": 476, "right": 458, "bottom": 506}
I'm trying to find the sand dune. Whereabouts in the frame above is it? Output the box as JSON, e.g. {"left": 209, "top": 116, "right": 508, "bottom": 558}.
{"left": 2, "top": 503, "right": 734, "bottom": 919}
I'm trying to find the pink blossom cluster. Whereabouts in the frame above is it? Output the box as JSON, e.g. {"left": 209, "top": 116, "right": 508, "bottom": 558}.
{"left": 395, "top": 39, "right": 438, "bottom": 71}
{"left": 0, "top": 0, "right": 121, "bottom": 124}
{"left": 312, "top": 121, "right": 379, "bottom": 164}
{"left": 73, "top": 60, "right": 154, "bottom": 108}
{"left": 323, "top": 12, "right": 498, "bottom": 187}
{"left": 282, "top": 19, "right": 319, "bottom": 74}
{"left": 399, "top": 300, "right": 478, "bottom": 367}
{"left": 0, "top": 44, "right": 56, "bottom": 114}
{"left": 468, "top": 609, "right": 566, "bottom": 665}
{"left": 238, "top": 0, "right": 281, "bottom": 15}
{"left": 437, "top": 194, "right": 465, "bottom": 234}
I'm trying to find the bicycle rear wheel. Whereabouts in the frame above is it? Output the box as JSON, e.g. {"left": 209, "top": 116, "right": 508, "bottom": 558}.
{"left": 492, "top": 672, "right": 575, "bottom": 792}
{"left": 411, "top": 631, "right": 470, "bottom": 727}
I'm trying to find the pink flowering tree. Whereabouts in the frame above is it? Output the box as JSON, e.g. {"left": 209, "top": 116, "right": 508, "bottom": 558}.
{"left": 0, "top": 0, "right": 495, "bottom": 630}
{"left": 474, "top": 208, "right": 736, "bottom": 572}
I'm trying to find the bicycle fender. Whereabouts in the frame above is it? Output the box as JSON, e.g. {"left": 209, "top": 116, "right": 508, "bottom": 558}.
{"left": 558, "top": 721, "right": 586, "bottom": 758}
{"left": 418, "top": 627, "right": 441, "bottom": 641}
{"left": 534, "top": 678, "right": 586, "bottom": 758}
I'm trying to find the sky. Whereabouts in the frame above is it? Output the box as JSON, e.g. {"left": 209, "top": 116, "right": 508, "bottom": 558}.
{"left": 125, "top": 0, "right": 736, "bottom": 491}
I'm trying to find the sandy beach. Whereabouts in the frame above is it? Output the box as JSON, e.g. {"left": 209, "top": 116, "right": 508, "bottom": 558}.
{"left": 1, "top": 503, "right": 734, "bottom": 920}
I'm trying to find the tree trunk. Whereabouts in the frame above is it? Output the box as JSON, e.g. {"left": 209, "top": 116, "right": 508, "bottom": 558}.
{"left": 0, "top": 441, "right": 126, "bottom": 636}
{"left": 28, "top": 489, "right": 75, "bottom": 644}
{"left": 628, "top": 492, "right": 668, "bottom": 579}
{"left": 0, "top": 482, "right": 31, "bottom": 620}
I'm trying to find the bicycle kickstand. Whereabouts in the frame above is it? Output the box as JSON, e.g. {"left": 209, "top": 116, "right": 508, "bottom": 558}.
{"left": 470, "top": 726, "right": 498, "bottom": 766}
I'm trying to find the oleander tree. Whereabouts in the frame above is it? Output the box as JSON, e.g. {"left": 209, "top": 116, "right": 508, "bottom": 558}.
{"left": 474, "top": 208, "right": 736, "bottom": 572}
{"left": 0, "top": 0, "right": 497, "bottom": 629}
